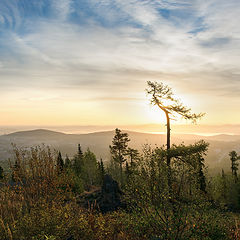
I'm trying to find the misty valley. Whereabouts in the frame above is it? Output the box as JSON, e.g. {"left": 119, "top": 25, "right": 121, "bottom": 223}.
{"left": 0, "top": 126, "right": 240, "bottom": 239}
{"left": 0, "top": 129, "right": 238, "bottom": 173}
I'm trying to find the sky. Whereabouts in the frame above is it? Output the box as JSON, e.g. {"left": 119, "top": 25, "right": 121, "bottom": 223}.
{"left": 0, "top": 0, "right": 240, "bottom": 133}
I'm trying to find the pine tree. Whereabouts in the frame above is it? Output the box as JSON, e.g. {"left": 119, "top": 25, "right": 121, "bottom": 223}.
{"left": 99, "top": 158, "right": 105, "bottom": 184}
{"left": 126, "top": 148, "right": 139, "bottom": 168}
{"left": 109, "top": 128, "right": 130, "bottom": 185}
{"left": 229, "top": 151, "right": 239, "bottom": 182}
{"left": 57, "top": 151, "right": 64, "bottom": 173}
{"left": 125, "top": 161, "right": 130, "bottom": 180}
{"left": 83, "top": 148, "right": 98, "bottom": 186}
{"left": 73, "top": 144, "right": 84, "bottom": 176}
{"left": 65, "top": 155, "right": 71, "bottom": 168}
{"left": 197, "top": 155, "right": 206, "bottom": 193}
{"left": 78, "top": 144, "right": 83, "bottom": 158}
{"left": 146, "top": 81, "right": 204, "bottom": 192}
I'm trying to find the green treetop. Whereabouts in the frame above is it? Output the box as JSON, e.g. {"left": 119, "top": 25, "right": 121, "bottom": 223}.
{"left": 109, "top": 128, "right": 130, "bottom": 185}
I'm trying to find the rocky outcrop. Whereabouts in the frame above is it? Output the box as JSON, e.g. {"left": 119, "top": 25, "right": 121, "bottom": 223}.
{"left": 77, "top": 174, "right": 123, "bottom": 213}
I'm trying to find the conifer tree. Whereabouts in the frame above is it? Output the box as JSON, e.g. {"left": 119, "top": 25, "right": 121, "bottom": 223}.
{"left": 110, "top": 128, "right": 130, "bottom": 185}
{"left": 78, "top": 144, "right": 83, "bottom": 158}
{"left": 99, "top": 158, "right": 105, "bottom": 184}
{"left": 65, "top": 155, "right": 71, "bottom": 168}
{"left": 229, "top": 150, "right": 239, "bottom": 182}
{"left": 57, "top": 151, "right": 64, "bottom": 173}
{"left": 126, "top": 148, "right": 139, "bottom": 167}
{"left": 146, "top": 81, "right": 204, "bottom": 192}
{"left": 73, "top": 144, "right": 84, "bottom": 176}
{"left": 125, "top": 161, "right": 131, "bottom": 180}
{"left": 197, "top": 155, "right": 206, "bottom": 193}
{"left": 83, "top": 148, "right": 98, "bottom": 186}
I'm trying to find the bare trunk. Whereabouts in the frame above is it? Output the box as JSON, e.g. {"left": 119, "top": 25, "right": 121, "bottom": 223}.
{"left": 166, "top": 112, "right": 171, "bottom": 156}
{"left": 164, "top": 111, "right": 172, "bottom": 195}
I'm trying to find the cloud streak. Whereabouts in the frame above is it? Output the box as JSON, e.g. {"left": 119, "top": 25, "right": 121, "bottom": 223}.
{"left": 0, "top": 0, "right": 240, "bottom": 125}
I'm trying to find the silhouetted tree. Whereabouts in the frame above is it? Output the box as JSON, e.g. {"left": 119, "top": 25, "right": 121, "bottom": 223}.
{"left": 126, "top": 147, "right": 139, "bottom": 167}
{"left": 125, "top": 161, "right": 131, "bottom": 180}
{"left": 110, "top": 128, "right": 130, "bottom": 185}
{"left": 98, "top": 158, "right": 105, "bottom": 184}
{"left": 65, "top": 154, "right": 71, "bottom": 168}
{"left": 78, "top": 144, "right": 83, "bottom": 158}
{"left": 229, "top": 150, "right": 239, "bottom": 182}
{"left": 73, "top": 144, "right": 84, "bottom": 176}
{"left": 197, "top": 155, "right": 206, "bottom": 193}
{"left": 57, "top": 151, "right": 64, "bottom": 173}
{"left": 83, "top": 148, "right": 98, "bottom": 186}
{"left": 146, "top": 81, "right": 204, "bottom": 192}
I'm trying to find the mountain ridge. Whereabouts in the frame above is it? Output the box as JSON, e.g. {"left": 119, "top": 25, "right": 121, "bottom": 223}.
{"left": 0, "top": 128, "right": 240, "bottom": 173}
{"left": 4, "top": 128, "right": 240, "bottom": 142}
{"left": 5, "top": 129, "right": 67, "bottom": 137}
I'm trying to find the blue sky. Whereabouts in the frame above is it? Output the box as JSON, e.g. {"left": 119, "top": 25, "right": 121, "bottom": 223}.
{"left": 0, "top": 0, "right": 240, "bottom": 127}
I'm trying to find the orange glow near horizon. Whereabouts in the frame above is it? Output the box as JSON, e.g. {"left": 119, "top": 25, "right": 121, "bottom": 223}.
{"left": 0, "top": 87, "right": 239, "bottom": 127}
{"left": 1, "top": 1, "right": 240, "bottom": 128}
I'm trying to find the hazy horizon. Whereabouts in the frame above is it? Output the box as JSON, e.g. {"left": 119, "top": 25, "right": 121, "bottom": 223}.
{"left": 1, "top": 123, "right": 240, "bottom": 136}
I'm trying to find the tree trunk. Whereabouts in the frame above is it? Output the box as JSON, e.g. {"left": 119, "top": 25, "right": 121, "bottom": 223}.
{"left": 164, "top": 111, "right": 172, "bottom": 195}
{"left": 166, "top": 112, "right": 171, "bottom": 155}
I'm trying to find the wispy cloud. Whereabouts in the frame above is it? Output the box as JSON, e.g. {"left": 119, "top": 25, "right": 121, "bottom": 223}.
{"left": 0, "top": 0, "right": 240, "bottom": 125}
{"left": 52, "top": 0, "right": 73, "bottom": 20}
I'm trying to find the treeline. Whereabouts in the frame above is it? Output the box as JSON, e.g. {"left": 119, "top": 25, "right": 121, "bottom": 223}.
{"left": 0, "top": 128, "right": 239, "bottom": 239}
{"left": 210, "top": 150, "right": 240, "bottom": 211}
{"left": 0, "top": 80, "right": 240, "bottom": 239}
{"left": 9, "top": 143, "right": 105, "bottom": 194}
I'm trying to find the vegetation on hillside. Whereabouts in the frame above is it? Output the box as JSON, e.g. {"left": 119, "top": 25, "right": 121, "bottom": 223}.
{"left": 0, "top": 82, "right": 240, "bottom": 239}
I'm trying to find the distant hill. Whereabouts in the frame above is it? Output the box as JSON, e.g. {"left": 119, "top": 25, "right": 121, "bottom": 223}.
{"left": 0, "top": 129, "right": 239, "bottom": 173}
{"left": 6, "top": 129, "right": 66, "bottom": 138}
{"left": 206, "top": 134, "right": 240, "bottom": 142}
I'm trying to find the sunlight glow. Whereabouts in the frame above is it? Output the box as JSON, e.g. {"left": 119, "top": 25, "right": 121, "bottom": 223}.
{"left": 143, "top": 104, "right": 167, "bottom": 124}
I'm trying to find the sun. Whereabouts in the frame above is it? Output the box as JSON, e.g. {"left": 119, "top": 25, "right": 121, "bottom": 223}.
{"left": 143, "top": 103, "right": 166, "bottom": 124}
{"left": 142, "top": 93, "right": 196, "bottom": 125}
